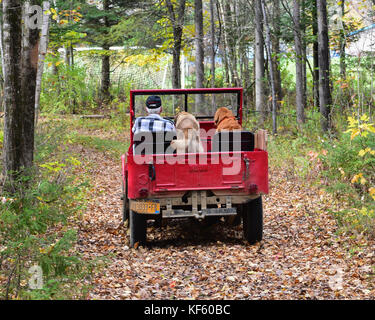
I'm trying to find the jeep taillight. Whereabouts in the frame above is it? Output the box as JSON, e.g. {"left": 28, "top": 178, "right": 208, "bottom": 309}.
{"left": 139, "top": 188, "right": 149, "bottom": 198}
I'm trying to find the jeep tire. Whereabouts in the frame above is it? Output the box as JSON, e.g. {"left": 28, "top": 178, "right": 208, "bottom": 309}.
{"left": 129, "top": 210, "right": 147, "bottom": 247}
{"left": 243, "top": 196, "right": 263, "bottom": 244}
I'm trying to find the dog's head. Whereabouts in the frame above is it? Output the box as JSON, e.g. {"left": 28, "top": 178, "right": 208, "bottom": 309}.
{"left": 174, "top": 111, "right": 190, "bottom": 127}
{"left": 214, "top": 107, "right": 235, "bottom": 126}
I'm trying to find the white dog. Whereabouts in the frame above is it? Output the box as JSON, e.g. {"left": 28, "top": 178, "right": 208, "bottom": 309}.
{"left": 170, "top": 112, "right": 204, "bottom": 154}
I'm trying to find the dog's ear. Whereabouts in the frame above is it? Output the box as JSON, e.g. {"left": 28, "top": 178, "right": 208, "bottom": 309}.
{"left": 215, "top": 107, "right": 228, "bottom": 125}
{"left": 174, "top": 111, "right": 181, "bottom": 125}
{"left": 214, "top": 108, "right": 221, "bottom": 125}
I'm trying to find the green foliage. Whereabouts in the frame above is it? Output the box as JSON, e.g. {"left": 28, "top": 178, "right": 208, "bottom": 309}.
{"left": 48, "top": 1, "right": 88, "bottom": 50}
{"left": 320, "top": 114, "right": 375, "bottom": 236}
{"left": 41, "top": 63, "right": 96, "bottom": 114}
{"left": 0, "top": 122, "right": 98, "bottom": 300}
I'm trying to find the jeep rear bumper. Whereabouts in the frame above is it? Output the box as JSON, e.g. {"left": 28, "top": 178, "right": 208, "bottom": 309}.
{"left": 129, "top": 190, "right": 260, "bottom": 219}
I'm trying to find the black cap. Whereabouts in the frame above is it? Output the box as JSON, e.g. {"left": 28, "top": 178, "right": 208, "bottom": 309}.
{"left": 146, "top": 96, "right": 162, "bottom": 109}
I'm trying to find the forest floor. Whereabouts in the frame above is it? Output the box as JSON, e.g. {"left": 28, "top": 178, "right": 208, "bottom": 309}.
{"left": 72, "top": 127, "right": 375, "bottom": 300}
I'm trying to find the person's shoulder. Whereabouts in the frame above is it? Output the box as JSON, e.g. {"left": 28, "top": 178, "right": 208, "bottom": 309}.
{"left": 134, "top": 116, "right": 148, "bottom": 123}
{"left": 162, "top": 117, "right": 175, "bottom": 125}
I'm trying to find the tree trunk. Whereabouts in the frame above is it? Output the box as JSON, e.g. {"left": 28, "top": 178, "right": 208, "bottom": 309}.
{"left": 271, "top": 0, "right": 282, "bottom": 108}
{"left": 312, "top": 0, "right": 320, "bottom": 109}
{"left": 101, "top": 45, "right": 111, "bottom": 99}
{"left": 101, "top": 0, "right": 110, "bottom": 98}
{"left": 261, "top": 0, "right": 277, "bottom": 134}
{"left": 35, "top": 1, "right": 51, "bottom": 126}
{"left": 293, "top": 0, "right": 305, "bottom": 124}
{"left": 255, "top": 0, "right": 265, "bottom": 124}
{"left": 166, "top": 0, "right": 186, "bottom": 89}
{"left": 317, "top": 0, "right": 332, "bottom": 132}
{"left": 2, "top": 0, "right": 23, "bottom": 190}
{"left": 223, "top": 1, "right": 239, "bottom": 86}
{"left": 209, "top": 0, "right": 216, "bottom": 88}
{"left": 69, "top": 44, "right": 74, "bottom": 67}
{"left": 195, "top": 0, "right": 204, "bottom": 111}
{"left": 21, "top": 1, "right": 40, "bottom": 169}
{"left": 65, "top": 46, "right": 71, "bottom": 66}
{"left": 0, "top": 12, "right": 5, "bottom": 113}
{"left": 217, "top": 1, "right": 230, "bottom": 85}
{"left": 301, "top": 0, "right": 307, "bottom": 109}
{"left": 339, "top": 0, "right": 346, "bottom": 80}
{"left": 195, "top": 0, "right": 204, "bottom": 89}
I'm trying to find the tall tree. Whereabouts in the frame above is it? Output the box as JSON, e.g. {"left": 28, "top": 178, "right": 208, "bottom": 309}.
{"left": 195, "top": 0, "right": 204, "bottom": 89}
{"left": 22, "top": 1, "right": 41, "bottom": 168}
{"left": 216, "top": 0, "right": 230, "bottom": 85}
{"left": 317, "top": 0, "right": 332, "bottom": 132}
{"left": 165, "top": 0, "right": 186, "bottom": 89}
{"left": 2, "top": 0, "right": 24, "bottom": 189}
{"left": 80, "top": 0, "right": 140, "bottom": 98}
{"left": 271, "top": 0, "right": 283, "bottom": 108}
{"left": 312, "top": 0, "right": 320, "bottom": 109}
{"left": 209, "top": 0, "right": 216, "bottom": 88}
{"left": 101, "top": 0, "right": 111, "bottom": 98}
{"left": 195, "top": 0, "right": 204, "bottom": 109}
{"left": 35, "top": 1, "right": 51, "bottom": 124}
{"left": 255, "top": 0, "right": 266, "bottom": 124}
{"left": 339, "top": 0, "right": 346, "bottom": 80}
{"left": 261, "top": 0, "right": 278, "bottom": 133}
{"left": 222, "top": 0, "right": 239, "bottom": 86}
{"left": 293, "top": 0, "right": 305, "bottom": 124}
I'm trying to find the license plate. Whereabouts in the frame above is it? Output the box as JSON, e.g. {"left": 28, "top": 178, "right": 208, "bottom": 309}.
{"left": 130, "top": 200, "right": 160, "bottom": 214}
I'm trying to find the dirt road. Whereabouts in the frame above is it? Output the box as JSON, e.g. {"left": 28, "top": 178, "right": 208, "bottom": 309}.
{"left": 76, "top": 147, "right": 375, "bottom": 300}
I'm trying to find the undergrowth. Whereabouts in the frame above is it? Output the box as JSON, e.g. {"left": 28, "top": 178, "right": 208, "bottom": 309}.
{"left": 0, "top": 120, "right": 106, "bottom": 300}
{"left": 250, "top": 106, "right": 375, "bottom": 238}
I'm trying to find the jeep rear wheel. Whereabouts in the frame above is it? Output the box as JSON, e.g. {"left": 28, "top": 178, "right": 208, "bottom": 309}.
{"left": 243, "top": 196, "right": 263, "bottom": 244}
{"left": 129, "top": 210, "right": 147, "bottom": 247}
{"left": 122, "top": 179, "right": 129, "bottom": 223}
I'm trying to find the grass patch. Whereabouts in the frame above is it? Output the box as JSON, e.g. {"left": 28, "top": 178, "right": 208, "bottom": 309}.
{"left": 68, "top": 132, "right": 129, "bottom": 160}
{"left": 43, "top": 113, "right": 130, "bottom": 134}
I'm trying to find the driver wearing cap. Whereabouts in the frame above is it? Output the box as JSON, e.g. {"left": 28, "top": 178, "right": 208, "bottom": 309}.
{"left": 132, "top": 95, "right": 176, "bottom": 135}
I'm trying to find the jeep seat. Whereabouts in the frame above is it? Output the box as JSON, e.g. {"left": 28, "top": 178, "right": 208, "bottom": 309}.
{"left": 133, "top": 131, "right": 177, "bottom": 155}
{"left": 211, "top": 131, "right": 255, "bottom": 152}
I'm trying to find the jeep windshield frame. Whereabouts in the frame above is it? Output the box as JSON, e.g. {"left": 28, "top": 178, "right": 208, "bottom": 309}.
{"left": 129, "top": 88, "right": 243, "bottom": 145}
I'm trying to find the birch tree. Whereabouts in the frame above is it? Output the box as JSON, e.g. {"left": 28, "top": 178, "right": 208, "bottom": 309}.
{"left": 293, "top": 0, "right": 305, "bottom": 124}
{"left": 255, "top": 0, "right": 266, "bottom": 124}
{"left": 35, "top": 1, "right": 51, "bottom": 124}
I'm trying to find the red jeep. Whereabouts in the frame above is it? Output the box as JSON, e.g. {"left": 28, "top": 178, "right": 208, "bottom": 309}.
{"left": 121, "top": 88, "right": 268, "bottom": 247}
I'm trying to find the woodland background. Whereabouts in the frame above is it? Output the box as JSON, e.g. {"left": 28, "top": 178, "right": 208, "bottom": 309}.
{"left": 0, "top": 0, "right": 374, "bottom": 299}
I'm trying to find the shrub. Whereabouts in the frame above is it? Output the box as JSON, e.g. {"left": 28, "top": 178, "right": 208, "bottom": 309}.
{"left": 0, "top": 123, "right": 95, "bottom": 300}
{"left": 41, "top": 64, "right": 96, "bottom": 114}
{"left": 320, "top": 114, "right": 375, "bottom": 236}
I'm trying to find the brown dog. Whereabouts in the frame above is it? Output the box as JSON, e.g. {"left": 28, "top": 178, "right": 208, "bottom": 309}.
{"left": 170, "top": 111, "right": 204, "bottom": 153}
{"left": 214, "top": 107, "right": 242, "bottom": 132}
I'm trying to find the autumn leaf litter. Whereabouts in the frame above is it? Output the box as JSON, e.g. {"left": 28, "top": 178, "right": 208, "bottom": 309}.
{"left": 75, "top": 146, "right": 375, "bottom": 300}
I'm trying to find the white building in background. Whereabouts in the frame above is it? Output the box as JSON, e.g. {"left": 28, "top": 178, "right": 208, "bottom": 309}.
{"left": 346, "top": 24, "right": 375, "bottom": 56}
